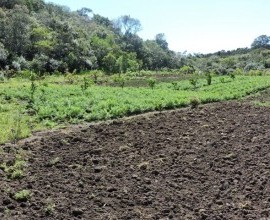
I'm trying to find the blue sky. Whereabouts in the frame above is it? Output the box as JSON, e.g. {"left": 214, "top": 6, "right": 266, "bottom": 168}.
{"left": 45, "top": 0, "right": 270, "bottom": 54}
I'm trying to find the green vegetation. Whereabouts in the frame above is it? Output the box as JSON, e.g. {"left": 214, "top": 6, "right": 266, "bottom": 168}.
{"left": 1, "top": 1, "right": 270, "bottom": 78}
{"left": 0, "top": 73, "right": 269, "bottom": 144}
{"left": 14, "top": 189, "right": 32, "bottom": 202}
{"left": 1, "top": 1, "right": 270, "bottom": 145}
{"left": 44, "top": 198, "right": 55, "bottom": 215}
{"left": 253, "top": 101, "right": 270, "bottom": 107}
{"left": 0, "top": 150, "right": 27, "bottom": 179}
{"left": 0, "top": 0, "right": 180, "bottom": 77}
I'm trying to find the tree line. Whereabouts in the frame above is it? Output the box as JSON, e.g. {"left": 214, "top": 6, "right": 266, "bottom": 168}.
{"left": 0, "top": 0, "right": 182, "bottom": 76}
{"left": 0, "top": 0, "right": 269, "bottom": 77}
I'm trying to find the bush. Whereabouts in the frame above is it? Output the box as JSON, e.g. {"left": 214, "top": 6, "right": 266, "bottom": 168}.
{"left": 189, "top": 76, "right": 198, "bottom": 88}
{"left": 190, "top": 97, "right": 200, "bottom": 108}
{"left": 147, "top": 78, "right": 156, "bottom": 89}
{"left": 179, "top": 65, "right": 195, "bottom": 74}
{"left": 113, "top": 75, "right": 126, "bottom": 88}
{"left": 206, "top": 72, "right": 212, "bottom": 85}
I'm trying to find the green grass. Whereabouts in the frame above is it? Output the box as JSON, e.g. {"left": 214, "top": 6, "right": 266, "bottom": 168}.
{"left": 0, "top": 75, "right": 270, "bottom": 144}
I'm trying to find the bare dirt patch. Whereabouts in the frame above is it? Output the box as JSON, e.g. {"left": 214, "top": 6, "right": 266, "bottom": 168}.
{"left": 1, "top": 98, "right": 270, "bottom": 219}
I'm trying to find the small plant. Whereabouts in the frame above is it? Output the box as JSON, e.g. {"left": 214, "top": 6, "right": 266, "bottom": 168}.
{"left": 206, "top": 72, "right": 212, "bottom": 85}
{"left": 90, "top": 70, "right": 102, "bottom": 84}
{"left": 147, "top": 78, "right": 156, "bottom": 89}
{"left": 0, "top": 71, "right": 6, "bottom": 82}
{"left": 171, "top": 82, "right": 179, "bottom": 90}
{"left": 113, "top": 75, "right": 126, "bottom": 88}
{"left": 14, "top": 190, "right": 31, "bottom": 202}
{"left": 229, "top": 72, "right": 236, "bottom": 80}
{"left": 190, "top": 96, "right": 200, "bottom": 108}
{"left": 81, "top": 77, "right": 92, "bottom": 93}
{"left": 65, "top": 73, "right": 78, "bottom": 84}
{"left": 0, "top": 150, "right": 27, "bottom": 180}
{"left": 44, "top": 198, "right": 55, "bottom": 215}
{"left": 189, "top": 77, "right": 198, "bottom": 88}
{"left": 10, "top": 110, "right": 22, "bottom": 144}
{"left": 220, "top": 77, "right": 225, "bottom": 83}
{"left": 11, "top": 169, "right": 24, "bottom": 180}
{"left": 30, "top": 73, "right": 37, "bottom": 104}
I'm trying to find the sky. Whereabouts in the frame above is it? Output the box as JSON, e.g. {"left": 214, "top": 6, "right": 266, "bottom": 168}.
{"left": 44, "top": 0, "right": 270, "bottom": 54}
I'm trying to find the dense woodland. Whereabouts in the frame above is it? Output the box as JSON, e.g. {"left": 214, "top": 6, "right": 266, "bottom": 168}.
{"left": 0, "top": 0, "right": 270, "bottom": 77}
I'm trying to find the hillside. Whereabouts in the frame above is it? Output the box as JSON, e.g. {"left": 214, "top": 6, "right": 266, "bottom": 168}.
{"left": 0, "top": 0, "right": 180, "bottom": 76}
{"left": 1, "top": 1, "right": 270, "bottom": 78}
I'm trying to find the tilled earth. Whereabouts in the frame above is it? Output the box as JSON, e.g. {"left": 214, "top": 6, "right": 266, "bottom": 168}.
{"left": 0, "top": 95, "right": 270, "bottom": 219}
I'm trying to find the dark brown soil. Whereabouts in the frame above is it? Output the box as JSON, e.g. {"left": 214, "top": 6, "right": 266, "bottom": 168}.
{"left": 1, "top": 97, "right": 270, "bottom": 219}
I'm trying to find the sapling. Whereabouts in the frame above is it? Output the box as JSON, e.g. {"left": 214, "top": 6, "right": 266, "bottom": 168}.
{"left": 29, "top": 72, "right": 37, "bottom": 105}
{"left": 189, "top": 77, "right": 198, "bottom": 89}
{"left": 147, "top": 78, "right": 156, "bottom": 89}
{"left": 206, "top": 72, "right": 212, "bottom": 85}
{"left": 81, "top": 77, "right": 89, "bottom": 93}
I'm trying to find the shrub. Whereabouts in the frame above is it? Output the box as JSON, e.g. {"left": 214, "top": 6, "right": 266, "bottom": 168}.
{"left": 81, "top": 77, "right": 92, "bottom": 93}
{"left": 206, "top": 72, "right": 212, "bottom": 85}
{"left": 190, "top": 97, "right": 200, "bottom": 108}
{"left": 147, "top": 78, "right": 156, "bottom": 89}
{"left": 220, "top": 77, "right": 225, "bottom": 83}
{"left": 171, "top": 82, "right": 179, "bottom": 90}
{"left": 113, "top": 75, "right": 126, "bottom": 88}
{"left": 229, "top": 72, "right": 236, "bottom": 80}
{"left": 189, "top": 77, "right": 198, "bottom": 88}
{"left": 179, "top": 65, "right": 195, "bottom": 74}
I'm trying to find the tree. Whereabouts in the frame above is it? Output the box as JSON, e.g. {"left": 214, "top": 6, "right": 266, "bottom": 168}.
{"left": 251, "top": 35, "right": 270, "bottom": 49}
{"left": 0, "top": 0, "right": 24, "bottom": 9}
{"left": 117, "top": 54, "right": 128, "bottom": 73}
{"left": 0, "top": 43, "right": 8, "bottom": 68}
{"left": 114, "top": 15, "right": 142, "bottom": 35}
{"left": 142, "top": 40, "right": 169, "bottom": 70}
{"left": 92, "top": 14, "right": 112, "bottom": 28}
{"left": 179, "top": 65, "right": 195, "bottom": 74}
{"left": 155, "top": 33, "right": 168, "bottom": 50}
{"left": 102, "top": 52, "right": 117, "bottom": 74}
{"left": 77, "top": 7, "right": 92, "bottom": 18}
{"left": 3, "top": 5, "right": 32, "bottom": 57}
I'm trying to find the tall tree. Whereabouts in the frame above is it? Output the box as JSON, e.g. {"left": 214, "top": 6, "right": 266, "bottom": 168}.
{"left": 155, "top": 33, "right": 168, "bottom": 50}
{"left": 114, "top": 15, "right": 142, "bottom": 35}
{"left": 251, "top": 35, "right": 270, "bottom": 49}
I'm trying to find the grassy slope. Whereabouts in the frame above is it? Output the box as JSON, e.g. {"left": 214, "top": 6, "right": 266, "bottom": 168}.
{"left": 0, "top": 75, "right": 270, "bottom": 144}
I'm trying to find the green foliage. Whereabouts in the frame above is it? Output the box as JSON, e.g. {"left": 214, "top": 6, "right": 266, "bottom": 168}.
{"left": 81, "top": 77, "right": 92, "bottom": 93}
{"left": 0, "top": 75, "right": 270, "bottom": 144}
{"left": 1, "top": 152, "right": 27, "bottom": 180}
{"left": 147, "top": 78, "right": 156, "bottom": 89}
{"left": 179, "top": 65, "right": 195, "bottom": 74}
{"left": 113, "top": 75, "right": 126, "bottom": 88}
{"left": 102, "top": 52, "right": 117, "bottom": 74}
{"left": 251, "top": 35, "right": 270, "bottom": 49}
{"left": 229, "top": 72, "right": 236, "bottom": 80}
{"left": 189, "top": 76, "right": 198, "bottom": 88}
{"left": 10, "top": 110, "right": 22, "bottom": 144}
{"left": 206, "top": 72, "right": 212, "bottom": 85}
{"left": 44, "top": 198, "right": 55, "bottom": 215}
{"left": 220, "top": 77, "right": 225, "bottom": 83}
{"left": 14, "top": 190, "right": 31, "bottom": 202}
{"left": 171, "top": 82, "right": 179, "bottom": 90}
{"left": 190, "top": 97, "right": 200, "bottom": 108}
{"left": 65, "top": 73, "right": 78, "bottom": 84}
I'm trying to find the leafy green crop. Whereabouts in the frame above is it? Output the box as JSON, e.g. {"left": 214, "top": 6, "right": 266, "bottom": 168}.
{"left": 0, "top": 75, "right": 269, "bottom": 143}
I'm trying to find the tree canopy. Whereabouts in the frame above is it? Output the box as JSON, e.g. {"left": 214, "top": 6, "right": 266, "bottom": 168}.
{"left": 0, "top": 1, "right": 269, "bottom": 76}
{"left": 0, "top": 1, "right": 181, "bottom": 75}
